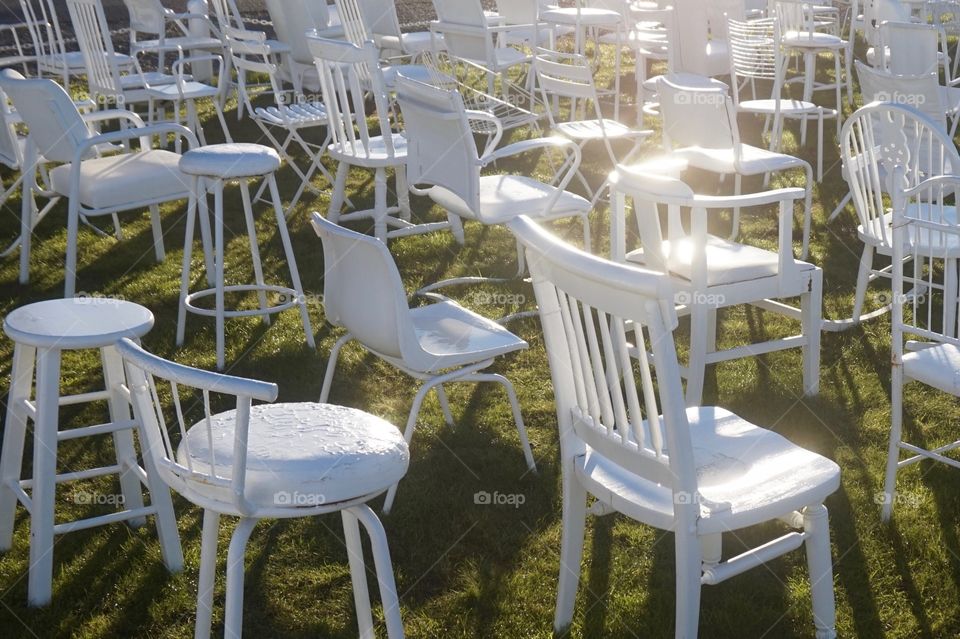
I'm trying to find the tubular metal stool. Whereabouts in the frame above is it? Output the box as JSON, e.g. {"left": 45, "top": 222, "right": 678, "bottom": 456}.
{"left": 176, "top": 143, "right": 315, "bottom": 370}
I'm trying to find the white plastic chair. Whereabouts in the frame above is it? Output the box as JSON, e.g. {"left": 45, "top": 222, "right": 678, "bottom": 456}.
{"left": 510, "top": 214, "right": 839, "bottom": 639}
{"left": 121, "top": 0, "right": 224, "bottom": 73}
{"left": 309, "top": 35, "right": 450, "bottom": 242}
{"left": 610, "top": 166, "right": 823, "bottom": 407}
{"left": 311, "top": 213, "right": 536, "bottom": 514}
{"left": 534, "top": 48, "right": 651, "bottom": 204}
{"left": 264, "top": 0, "right": 342, "bottom": 94}
{"left": 0, "top": 69, "right": 197, "bottom": 296}
{"left": 395, "top": 73, "right": 591, "bottom": 280}
{"left": 885, "top": 173, "right": 960, "bottom": 521}
{"left": 657, "top": 74, "right": 815, "bottom": 259}
{"left": 117, "top": 338, "right": 408, "bottom": 639}
{"left": 727, "top": 17, "right": 837, "bottom": 180}
{"left": 836, "top": 101, "right": 960, "bottom": 331}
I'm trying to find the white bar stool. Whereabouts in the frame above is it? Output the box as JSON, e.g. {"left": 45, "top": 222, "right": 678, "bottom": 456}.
{"left": 0, "top": 298, "right": 184, "bottom": 606}
{"left": 175, "top": 143, "right": 316, "bottom": 370}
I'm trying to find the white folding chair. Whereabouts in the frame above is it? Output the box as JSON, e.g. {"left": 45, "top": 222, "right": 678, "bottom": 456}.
{"left": 511, "top": 214, "right": 839, "bottom": 639}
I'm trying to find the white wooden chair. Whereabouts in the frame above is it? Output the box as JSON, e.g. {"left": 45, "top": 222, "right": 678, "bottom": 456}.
{"left": 117, "top": 338, "right": 408, "bottom": 639}
{"left": 610, "top": 165, "right": 822, "bottom": 407}
{"left": 0, "top": 69, "right": 196, "bottom": 296}
{"left": 510, "top": 214, "right": 839, "bottom": 639}
{"left": 309, "top": 35, "right": 451, "bottom": 241}
{"left": 657, "top": 74, "right": 815, "bottom": 259}
{"left": 885, "top": 173, "right": 960, "bottom": 521}
{"left": 312, "top": 213, "right": 535, "bottom": 514}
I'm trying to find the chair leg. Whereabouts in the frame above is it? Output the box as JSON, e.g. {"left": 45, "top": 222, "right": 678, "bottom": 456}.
{"left": 553, "top": 471, "right": 587, "bottom": 632}
{"left": 0, "top": 343, "right": 34, "bottom": 550}
{"left": 374, "top": 167, "right": 388, "bottom": 242}
{"left": 685, "top": 305, "right": 710, "bottom": 408}
{"left": 213, "top": 183, "right": 226, "bottom": 371}
{"left": 852, "top": 245, "right": 875, "bottom": 325}
{"left": 149, "top": 204, "right": 165, "bottom": 262}
{"left": 435, "top": 385, "right": 455, "bottom": 426}
{"left": 883, "top": 365, "right": 904, "bottom": 523}
{"left": 195, "top": 510, "right": 220, "bottom": 639}
{"left": 329, "top": 163, "right": 350, "bottom": 224}
{"left": 178, "top": 184, "right": 200, "bottom": 347}
{"left": 319, "top": 334, "right": 352, "bottom": 402}
{"left": 730, "top": 174, "right": 742, "bottom": 241}
{"left": 674, "top": 529, "right": 702, "bottom": 639}
{"left": 266, "top": 177, "right": 315, "bottom": 348}
{"left": 349, "top": 504, "right": 405, "bottom": 639}
{"left": 64, "top": 197, "right": 81, "bottom": 297}
{"left": 382, "top": 379, "right": 440, "bottom": 514}
{"left": 945, "top": 258, "right": 958, "bottom": 338}
{"left": 224, "top": 517, "right": 258, "bottom": 639}
{"left": 802, "top": 270, "right": 822, "bottom": 396}
{"left": 342, "top": 508, "right": 375, "bottom": 639}
{"left": 466, "top": 372, "right": 536, "bottom": 472}
{"left": 101, "top": 345, "right": 146, "bottom": 526}
{"left": 237, "top": 180, "right": 271, "bottom": 326}
{"left": 396, "top": 164, "right": 411, "bottom": 221}
{"left": 801, "top": 163, "right": 814, "bottom": 260}
{"left": 18, "top": 151, "right": 36, "bottom": 285}
{"left": 196, "top": 178, "right": 215, "bottom": 287}
{"left": 803, "top": 504, "right": 837, "bottom": 639}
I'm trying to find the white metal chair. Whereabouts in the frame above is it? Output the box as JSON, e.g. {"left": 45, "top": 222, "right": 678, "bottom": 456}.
{"left": 657, "top": 74, "right": 815, "bottom": 259}
{"left": 610, "top": 166, "right": 822, "bottom": 407}
{"left": 885, "top": 173, "right": 960, "bottom": 522}
{"left": 264, "top": 0, "right": 342, "bottom": 94}
{"left": 225, "top": 27, "right": 335, "bottom": 212}
{"left": 0, "top": 18, "right": 40, "bottom": 74}
{"left": 309, "top": 35, "right": 450, "bottom": 242}
{"left": 727, "top": 17, "right": 837, "bottom": 180}
{"left": 396, "top": 73, "right": 591, "bottom": 279}
{"left": 311, "top": 213, "right": 536, "bottom": 514}
{"left": 117, "top": 338, "right": 408, "bottom": 639}
{"left": 0, "top": 69, "right": 196, "bottom": 296}
{"left": 510, "top": 214, "right": 839, "bottom": 639}
{"left": 121, "top": 0, "right": 224, "bottom": 73}
{"left": 356, "top": 0, "right": 438, "bottom": 61}
{"left": 534, "top": 48, "right": 651, "bottom": 204}
{"left": 836, "top": 102, "right": 960, "bottom": 331}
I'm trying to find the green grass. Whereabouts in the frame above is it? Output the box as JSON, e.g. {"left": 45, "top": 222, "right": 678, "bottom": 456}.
{"left": 1, "top": 48, "right": 960, "bottom": 638}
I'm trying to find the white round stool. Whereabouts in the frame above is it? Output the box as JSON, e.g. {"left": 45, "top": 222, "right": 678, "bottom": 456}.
{"left": 175, "top": 143, "right": 315, "bottom": 370}
{"left": 0, "top": 298, "right": 183, "bottom": 606}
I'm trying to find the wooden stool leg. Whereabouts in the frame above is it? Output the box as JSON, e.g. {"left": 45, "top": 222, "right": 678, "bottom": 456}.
{"left": 101, "top": 345, "right": 146, "bottom": 526}
{"left": 267, "top": 175, "right": 315, "bottom": 349}
{"left": 28, "top": 347, "right": 61, "bottom": 606}
{"left": 0, "top": 343, "right": 35, "bottom": 549}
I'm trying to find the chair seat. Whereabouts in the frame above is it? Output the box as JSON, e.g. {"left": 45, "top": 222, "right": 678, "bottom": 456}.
{"left": 328, "top": 132, "right": 407, "bottom": 166}
{"left": 626, "top": 234, "right": 816, "bottom": 287}
{"left": 132, "top": 36, "right": 224, "bottom": 52}
{"left": 176, "top": 402, "right": 410, "bottom": 511}
{"left": 378, "top": 30, "right": 442, "bottom": 54}
{"left": 491, "top": 46, "right": 532, "bottom": 70}
{"left": 576, "top": 406, "right": 841, "bottom": 534}
{"left": 179, "top": 143, "right": 281, "bottom": 179}
{"left": 541, "top": 7, "right": 623, "bottom": 26}
{"left": 858, "top": 205, "right": 960, "bottom": 250}
{"left": 555, "top": 119, "right": 651, "bottom": 141}
{"left": 47, "top": 50, "right": 133, "bottom": 70}
{"left": 146, "top": 80, "right": 219, "bottom": 101}
{"left": 254, "top": 101, "right": 327, "bottom": 126}
{"left": 428, "top": 174, "right": 591, "bottom": 225}
{"left": 50, "top": 149, "right": 189, "bottom": 209}
{"left": 903, "top": 341, "right": 960, "bottom": 393}
{"left": 781, "top": 31, "right": 846, "bottom": 49}
{"left": 675, "top": 142, "right": 807, "bottom": 176}
{"left": 739, "top": 98, "right": 835, "bottom": 117}
{"left": 382, "top": 64, "right": 436, "bottom": 89}
{"left": 120, "top": 71, "right": 177, "bottom": 89}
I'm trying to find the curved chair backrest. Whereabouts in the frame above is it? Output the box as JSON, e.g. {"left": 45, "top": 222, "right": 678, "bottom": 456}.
{"left": 841, "top": 101, "right": 959, "bottom": 247}
{"left": 66, "top": 0, "right": 127, "bottom": 105}
{"left": 308, "top": 35, "right": 396, "bottom": 160}
{"left": 0, "top": 69, "right": 91, "bottom": 164}
{"left": 657, "top": 74, "right": 737, "bottom": 151}
{"left": 310, "top": 213, "right": 419, "bottom": 363}
{"left": 672, "top": 0, "right": 713, "bottom": 74}
{"left": 510, "top": 215, "right": 697, "bottom": 501}
{"left": 728, "top": 18, "right": 781, "bottom": 83}
{"left": 0, "top": 88, "right": 24, "bottom": 170}
{"left": 265, "top": 0, "right": 332, "bottom": 64}
{"left": 879, "top": 21, "right": 943, "bottom": 76}
{"left": 122, "top": 0, "right": 167, "bottom": 37}
{"left": 855, "top": 60, "right": 947, "bottom": 131}
{"left": 117, "top": 338, "right": 279, "bottom": 514}
{"left": 395, "top": 73, "right": 482, "bottom": 216}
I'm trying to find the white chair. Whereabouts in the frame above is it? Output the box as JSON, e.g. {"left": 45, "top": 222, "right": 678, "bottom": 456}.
{"left": 264, "top": 0, "right": 342, "bottom": 94}
{"left": 885, "top": 173, "right": 960, "bottom": 521}
{"left": 309, "top": 35, "right": 451, "bottom": 241}
{"left": 672, "top": 0, "right": 730, "bottom": 77}
{"left": 534, "top": 48, "right": 651, "bottom": 204}
{"left": 657, "top": 74, "right": 815, "bottom": 259}
{"left": 776, "top": 0, "right": 852, "bottom": 108}
{"left": 862, "top": 0, "right": 913, "bottom": 66}
{"left": 876, "top": 21, "right": 953, "bottom": 81}
{"left": 311, "top": 213, "right": 536, "bottom": 514}
{"left": 727, "top": 17, "right": 837, "bottom": 180}
{"left": 610, "top": 166, "right": 822, "bottom": 407}
{"left": 0, "top": 19, "right": 40, "bottom": 74}
{"left": 396, "top": 73, "right": 591, "bottom": 277}
{"left": 510, "top": 214, "right": 839, "bottom": 639}
{"left": 0, "top": 69, "right": 196, "bottom": 296}
{"left": 121, "top": 0, "right": 224, "bottom": 73}
{"left": 356, "top": 0, "right": 438, "bottom": 61}
{"left": 117, "top": 338, "right": 408, "bottom": 639}
{"left": 225, "top": 27, "right": 335, "bottom": 212}
{"left": 837, "top": 102, "right": 960, "bottom": 330}
{"left": 856, "top": 59, "right": 960, "bottom": 137}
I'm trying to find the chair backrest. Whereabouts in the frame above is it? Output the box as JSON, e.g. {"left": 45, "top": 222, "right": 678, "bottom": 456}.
{"left": 862, "top": 0, "right": 911, "bottom": 46}
{"left": 308, "top": 35, "right": 396, "bottom": 160}
{"left": 19, "top": 0, "right": 71, "bottom": 75}
{"left": 67, "top": 0, "right": 127, "bottom": 104}
{"left": 879, "top": 21, "right": 944, "bottom": 76}
{"left": 707, "top": 0, "right": 745, "bottom": 41}
{"left": 395, "top": 73, "right": 482, "bottom": 215}
{"left": 122, "top": 0, "right": 167, "bottom": 37}
{"left": 265, "top": 0, "right": 332, "bottom": 64}
{"left": 840, "top": 101, "right": 959, "bottom": 247}
{"left": 495, "top": 0, "right": 544, "bottom": 25}
{"left": 223, "top": 27, "right": 287, "bottom": 114}
{"left": 209, "top": 0, "right": 244, "bottom": 30}
{"left": 510, "top": 214, "right": 699, "bottom": 507}
{"left": 535, "top": 49, "right": 604, "bottom": 125}
{"left": 356, "top": 0, "right": 404, "bottom": 39}
{"left": 0, "top": 68, "right": 92, "bottom": 164}
{"left": 116, "top": 338, "right": 279, "bottom": 514}
{"left": 855, "top": 60, "right": 947, "bottom": 131}
{"left": 0, "top": 88, "right": 24, "bottom": 170}
{"left": 775, "top": 0, "right": 816, "bottom": 34}
{"left": 336, "top": 0, "right": 374, "bottom": 47}
{"left": 672, "top": 0, "right": 713, "bottom": 74}
{"left": 727, "top": 16, "right": 787, "bottom": 113}
{"left": 657, "top": 74, "right": 737, "bottom": 151}
{"left": 310, "top": 212, "right": 420, "bottom": 363}
{"left": 431, "top": 0, "right": 495, "bottom": 65}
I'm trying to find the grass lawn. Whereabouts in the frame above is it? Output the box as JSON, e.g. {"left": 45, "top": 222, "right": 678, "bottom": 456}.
{"left": 1, "top": 47, "right": 960, "bottom": 639}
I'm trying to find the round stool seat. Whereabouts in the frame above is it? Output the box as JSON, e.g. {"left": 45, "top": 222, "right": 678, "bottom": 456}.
{"left": 179, "top": 143, "right": 282, "bottom": 179}
{"left": 4, "top": 298, "right": 154, "bottom": 349}
{"left": 176, "top": 403, "right": 409, "bottom": 510}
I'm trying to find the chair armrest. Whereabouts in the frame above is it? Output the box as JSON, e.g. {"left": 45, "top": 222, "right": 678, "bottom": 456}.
{"left": 688, "top": 188, "right": 807, "bottom": 210}
{"left": 465, "top": 109, "right": 503, "bottom": 153}
{"left": 72, "top": 123, "right": 198, "bottom": 165}
{"left": 81, "top": 109, "right": 147, "bottom": 128}
{"left": 481, "top": 135, "right": 578, "bottom": 164}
